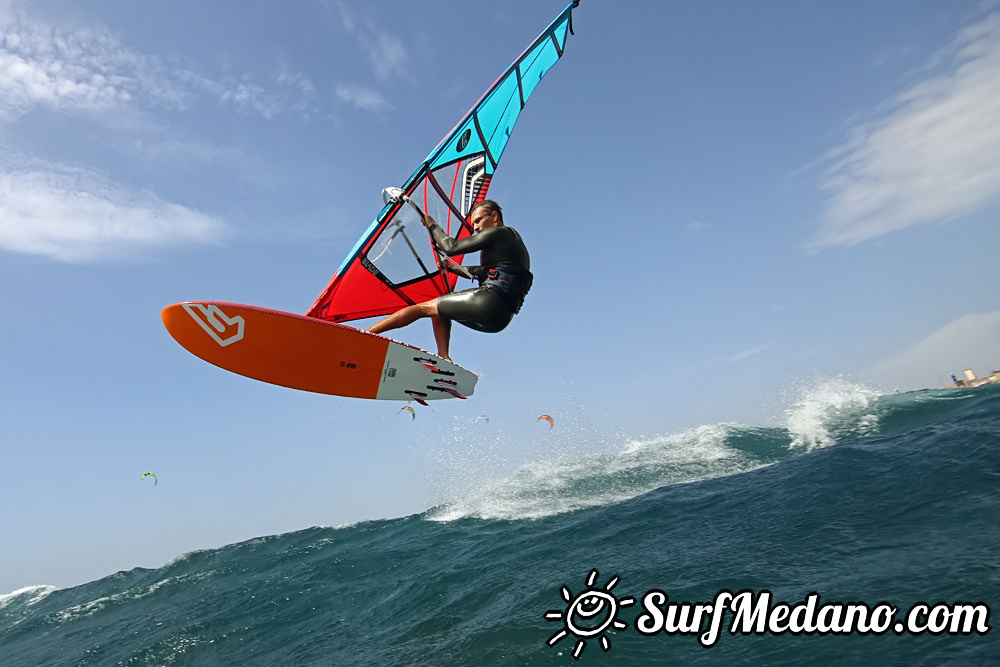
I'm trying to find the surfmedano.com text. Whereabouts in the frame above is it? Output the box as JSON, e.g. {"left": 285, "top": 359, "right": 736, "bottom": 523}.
{"left": 635, "top": 589, "right": 990, "bottom": 647}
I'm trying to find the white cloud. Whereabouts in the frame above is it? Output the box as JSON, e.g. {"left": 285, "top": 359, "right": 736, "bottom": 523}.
{"left": 333, "top": 1, "right": 410, "bottom": 83}
{"left": 0, "top": 7, "right": 191, "bottom": 120}
{"left": 0, "top": 167, "right": 227, "bottom": 262}
{"left": 0, "top": 29, "right": 159, "bottom": 121}
{"left": 684, "top": 221, "right": 708, "bottom": 232}
{"left": 219, "top": 78, "right": 281, "bottom": 119}
{"left": 0, "top": 2, "right": 325, "bottom": 262}
{"left": 175, "top": 69, "right": 319, "bottom": 119}
{"left": 223, "top": 71, "right": 319, "bottom": 118}
{"left": 370, "top": 32, "right": 408, "bottom": 81}
{"left": 276, "top": 69, "right": 317, "bottom": 99}
{"left": 0, "top": 3, "right": 317, "bottom": 122}
{"left": 332, "top": 0, "right": 356, "bottom": 34}
{"left": 335, "top": 84, "right": 391, "bottom": 113}
{"left": 866, "top": 311, "right": 1000, "bottom": 389}
{"left": 729, "top": 343, "right": 771, "bottom": 363}
{"left": 813, "top": 12, "right": 1000, "bottom": 247}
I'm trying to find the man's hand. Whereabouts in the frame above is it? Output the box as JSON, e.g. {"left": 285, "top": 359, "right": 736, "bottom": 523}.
{"left": 422, "top": 213, "right": 436, "bottom": 229}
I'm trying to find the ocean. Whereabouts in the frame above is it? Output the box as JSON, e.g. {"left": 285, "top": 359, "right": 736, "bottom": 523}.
{"left": 2, "top": 382, "right": 997, "bottom": 666}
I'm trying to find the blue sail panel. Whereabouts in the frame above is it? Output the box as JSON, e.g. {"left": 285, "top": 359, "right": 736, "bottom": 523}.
{"left": 478, "top": 72, "right": 522, "bottom": 168}
{"left": 520, "top": 30, "right": 566, "bottom": 100}
{"left": 426, "top": 116, "right": 487, "bottom": 172}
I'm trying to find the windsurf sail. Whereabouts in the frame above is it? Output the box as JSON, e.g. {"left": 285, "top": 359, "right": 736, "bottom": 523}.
{"left": 307, "top": 2, "right": 579, "bottom": 323}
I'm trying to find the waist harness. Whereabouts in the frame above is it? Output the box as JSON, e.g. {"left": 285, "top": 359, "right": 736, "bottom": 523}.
{"left": 481, "top": 266, "right": 533, "bottom": 314}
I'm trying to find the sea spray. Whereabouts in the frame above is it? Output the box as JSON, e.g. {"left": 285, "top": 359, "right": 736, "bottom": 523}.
{"left": 782, "top": 377, "right": 882, "bottom": 450}
{"left": 427, "top": 424, "right": 779, "bottom": 521}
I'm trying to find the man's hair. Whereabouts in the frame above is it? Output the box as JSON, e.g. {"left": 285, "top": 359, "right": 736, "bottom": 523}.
{"left": 469, "top": 199, "right": 503, "bottom": 224}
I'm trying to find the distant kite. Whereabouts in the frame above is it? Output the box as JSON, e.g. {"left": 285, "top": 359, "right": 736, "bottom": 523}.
{"left": 399, "top": 405, "right": 416, "bottom": 420}
{"left": 475, "top": 415, "right": 490, "bottom": 424}
{"left": 141, "top": 472, "right": 158, "bottom": 487}
{"left": 537, "top": 414, "right": 554, "bottom": 430}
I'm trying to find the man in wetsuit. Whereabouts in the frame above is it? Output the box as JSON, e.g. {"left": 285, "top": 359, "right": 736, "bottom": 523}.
{"left": 366, "top": 200, "right": 532, "bottom": 362}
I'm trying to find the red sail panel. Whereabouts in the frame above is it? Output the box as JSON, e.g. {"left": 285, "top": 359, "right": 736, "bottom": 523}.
{"left": 307, "top": 165, "right": 479, "bottom": 323}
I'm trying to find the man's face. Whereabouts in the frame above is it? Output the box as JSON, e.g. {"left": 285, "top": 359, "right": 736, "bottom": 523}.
{"left": 470, "top": 208, "right": 498, "bottom": 233}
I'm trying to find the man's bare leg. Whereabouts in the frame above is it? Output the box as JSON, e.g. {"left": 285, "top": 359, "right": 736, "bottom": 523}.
{"left": 431, "top": 315, "right": 452, "bottom": 361}
{"left": 367, "top": 300, "right": 437, "bottom": 335}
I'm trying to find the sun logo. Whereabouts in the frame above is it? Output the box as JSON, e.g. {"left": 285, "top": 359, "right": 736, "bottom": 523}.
{"left": 545, "top": 569, "right": 634, "bottom": 659}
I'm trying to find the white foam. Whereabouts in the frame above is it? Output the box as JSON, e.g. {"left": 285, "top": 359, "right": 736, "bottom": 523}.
{"left": 0, "top": 585, "right": 56, "bottom": 609}
{"left": 782, "top": 377, "right": 881, "bottom": 450}
{"left": 426, "top": 423, "right": 767, "bottom": 522}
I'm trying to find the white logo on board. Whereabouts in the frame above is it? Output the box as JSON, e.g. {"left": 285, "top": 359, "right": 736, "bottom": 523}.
{"left": 182, "top": 303, "right": 245, "bottom": 347}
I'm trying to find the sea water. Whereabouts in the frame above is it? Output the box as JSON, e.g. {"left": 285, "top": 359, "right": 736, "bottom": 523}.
{"left": 2, "top": 383, "right": 997, "bottom": 665}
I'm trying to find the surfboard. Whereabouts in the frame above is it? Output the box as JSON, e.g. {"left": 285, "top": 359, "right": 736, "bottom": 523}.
{"left": 161, "top": 302, "right": 477, "bottom": 403}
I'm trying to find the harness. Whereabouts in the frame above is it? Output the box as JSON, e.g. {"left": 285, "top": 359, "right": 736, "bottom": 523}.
{"left": 481, "top": 266, "right": 533, "bottom": 314}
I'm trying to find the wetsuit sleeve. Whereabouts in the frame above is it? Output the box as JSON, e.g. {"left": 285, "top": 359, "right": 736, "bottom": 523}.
{"left": 429, "top": 223, "right": 502, "bottom": 256}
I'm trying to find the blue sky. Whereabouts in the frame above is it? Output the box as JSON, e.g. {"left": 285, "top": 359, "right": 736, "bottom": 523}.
{"left": 2, "top": 0, "right": 999, "bottom": 592}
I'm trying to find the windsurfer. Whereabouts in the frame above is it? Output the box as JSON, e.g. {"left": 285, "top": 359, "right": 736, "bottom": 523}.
{"left": 366, "top": 200, "right": 532, "bottom": 362}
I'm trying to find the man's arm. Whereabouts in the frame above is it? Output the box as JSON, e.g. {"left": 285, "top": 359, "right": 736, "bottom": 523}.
{"left": 425, "top": 215, "right": 503, "bottom": 256}
{"left": 441, "top": 258, "right": 480, "bottom": 280}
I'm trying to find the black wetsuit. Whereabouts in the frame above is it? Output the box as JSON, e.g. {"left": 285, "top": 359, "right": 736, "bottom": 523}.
{"left": 430, "top": 223, "right": 533, "bottom": 333}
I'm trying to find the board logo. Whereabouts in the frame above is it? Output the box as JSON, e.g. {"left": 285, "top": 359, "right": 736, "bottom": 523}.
{"left": 182, "top": 303, "right": 245, "bottom": 347}
{"left": 545, "top": 569, "right": 634, "bottom": 659}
